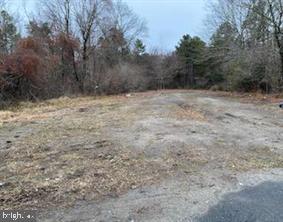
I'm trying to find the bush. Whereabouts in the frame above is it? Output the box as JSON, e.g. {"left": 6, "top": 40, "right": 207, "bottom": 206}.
{"left": 235, "top": 75, "right": 259, "bottom": 92}
{"left": 205, "top": 71, "right": 225, "bottom": 87}
{"left": 85, "top": 62, "right": 147, "bottom": 95}
{"left": 259, "top": 79, "right": 272, "bottom": 94}
{"left": 210, "top": 84, "right": 224, "bottom": 91}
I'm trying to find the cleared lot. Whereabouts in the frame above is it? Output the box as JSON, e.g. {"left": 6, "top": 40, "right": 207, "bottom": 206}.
{"left": 0, "top": 90, "right": 282, "bottom": 221}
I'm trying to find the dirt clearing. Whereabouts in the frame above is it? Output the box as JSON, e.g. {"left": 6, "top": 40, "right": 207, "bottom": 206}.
{"left": 0, "top": 90, "right": 282, "bottom": 221}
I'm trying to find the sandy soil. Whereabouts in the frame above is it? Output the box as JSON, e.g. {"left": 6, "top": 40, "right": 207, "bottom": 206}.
{"left": 0, "top": 90, "right": 282, "bottom": 221}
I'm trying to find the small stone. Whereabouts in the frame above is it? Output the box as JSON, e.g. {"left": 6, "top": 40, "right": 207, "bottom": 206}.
{"left": 107, "top": 155, "right": 114, "bottom": 160}
{"left": 78, "top": 108, "right": 88, "bottom": 112}
{"left": 39, "top": 166, "right": 46, "bottom": 171}
{"left": 177, "top": 151, "right": 182, "bottom": 156}
{"left": 131, "top": 185, "right": 137, "bottom": 189}
{"left": 126, "top": 94, "right": 132, "bottom": 98}
{"left": 0, "top": 182, "right": 10, "bottom": 188}
{"left": 127, "top": 216, "right": 134, "bottom": 222}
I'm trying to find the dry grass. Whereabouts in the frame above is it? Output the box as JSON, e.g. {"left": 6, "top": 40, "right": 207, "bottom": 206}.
{"left": 1, "top": 145, "right": 165, "bottom": 209}
{"left": 0, "top": 94, "right": 205, "bottom": 210}
{"left": 164, "top": 148, "right": 209, "bottom": 174}
{"left": 170, "top": 104, "right": 207, "bottom": 121}
{"left": 0, "top": 91, "right": 282, "bottom": 210}
{"left": 226, "top": 147, "right": 283, "bottom": 171}
{"left": 0, "top": 129, "right": 206, "bottom": 210}
{"left": 0, "top": 95, "right": 145, "bottom": 209}
{"left": 209, "top": 91, "right": 283, "bottom": 105}
{"left": 0, "top": 95, "right": 128, "bottom": 126}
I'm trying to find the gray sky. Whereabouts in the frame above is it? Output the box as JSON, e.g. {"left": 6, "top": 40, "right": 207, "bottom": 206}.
{"left": 9, "top": 0, "right": 207, "bottom": 52}
{"left": 124, "top": 0, "right": 207, "bottom": 52}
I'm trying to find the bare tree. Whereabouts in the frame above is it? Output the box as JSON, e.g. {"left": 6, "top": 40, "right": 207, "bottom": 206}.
{"left": 40, "top": 0, "right": 80, "bottom": 85}
{"left": 205, "top": 0, "right": 250, "bottom": 41}
{"left": 73, "top": 0, "right": 110, "bottom": 84}
{"left": 244, "top": 0, "right": 283, "bottom": 83}
{"left": 41, "top": 0, "right": 73, "bottom": 35}
{"left": 266, "top": 0, "right": 283, "bottom": 82}
{"left": 108, "top": 0, "right": 147, "bottom": 46}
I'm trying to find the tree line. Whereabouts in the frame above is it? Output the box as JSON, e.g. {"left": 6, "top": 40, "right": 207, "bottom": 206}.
{"left": 0, "top": 0, "right": 282, "bottom": 106}
{"left": 205, "top": 0, "right": 283, "bottom": 93}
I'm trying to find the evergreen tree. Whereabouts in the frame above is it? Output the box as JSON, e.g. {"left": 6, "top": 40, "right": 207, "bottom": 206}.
{"left": 210, "top": 22, "right": 238, "bottom": 50}
{"left": 175, "top": 35, "right": 206, "bottom": 87}
{"left": 205, "top": 22, "right": 239, "bottom": 87}
{"left": 0, "top": 10, "right": 20, "bottom": 54}
{"left": 133, "top": 39, "right": 146, "bottom": 56}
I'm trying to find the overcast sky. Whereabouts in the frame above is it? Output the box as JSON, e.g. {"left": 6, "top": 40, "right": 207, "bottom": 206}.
{"left": 9, "top": 0, "right": 207, "bottom": 52}
{"left": 124, "top": 0, "right": 207, "bottom": 52}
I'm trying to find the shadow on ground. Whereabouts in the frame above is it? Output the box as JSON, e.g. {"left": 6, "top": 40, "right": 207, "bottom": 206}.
{"left": 197, "top": 181, "right": 283, "bottom": 222}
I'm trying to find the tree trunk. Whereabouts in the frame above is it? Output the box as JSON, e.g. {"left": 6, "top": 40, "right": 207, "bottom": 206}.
{"left": 272, "top": 32, "right": 283, "bottom": 87}
{"left": 280, "top": 49, "right": 283, "bottom": 83}
{"left": 188, "top": 63, "right": 195, "bottom": 87}
{"left": 81, "top": 40, "right": 88, "bottom": 92}
{"left": 82, "top": 42, "right": 87, "bottom": 78}
{"left": 71, "top": 48, "right": 79, "bottom": 82}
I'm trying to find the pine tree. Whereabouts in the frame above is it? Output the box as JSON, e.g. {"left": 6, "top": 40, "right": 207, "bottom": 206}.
{"left": 133, "top": 39, "right": 146, "bottom": 56}
{"left": 0, "top": 10, "right": 20, "bottom": 54}
{"left": 175, "top": 35, "right": 206, "bottom": 87}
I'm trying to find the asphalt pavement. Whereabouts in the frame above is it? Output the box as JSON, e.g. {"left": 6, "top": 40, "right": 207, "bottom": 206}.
{"left": 198, "top": 182, "right": 283, "bottom": 222}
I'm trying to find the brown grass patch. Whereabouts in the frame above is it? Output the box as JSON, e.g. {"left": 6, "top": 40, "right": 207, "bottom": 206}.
{"left": 170, "top": 104, "right": 207, "bottom": 121}
{"left": 208, "top": 91, "right": 283, "bottom": 105}
{"left": 0, "top": 141, "right": 167, "bottom": 209}
{"left": 226, "top": 147, "right": 283, "bottom": 171}
{"left": 0, "top": 95, "right": 129, "bottom": 127}
{"left": 0, "top": 140, "right": 207, "bottom": 210}
{"left": 0, "top": 94, "right": 176, "bottom": 210}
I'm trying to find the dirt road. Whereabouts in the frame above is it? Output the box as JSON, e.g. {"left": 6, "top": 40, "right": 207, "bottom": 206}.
{"left": 0, "top": 91, "right": 283, "bottom": 221}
